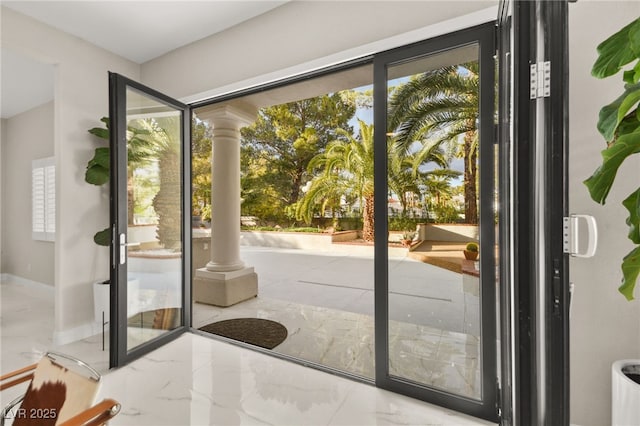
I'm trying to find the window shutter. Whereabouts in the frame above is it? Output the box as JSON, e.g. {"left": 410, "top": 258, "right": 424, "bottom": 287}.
{"left": 45, "top": 163, "right": 55, "bottom": 236}
{"left": 32, "top": 157, "right": 55, "bottom": 241}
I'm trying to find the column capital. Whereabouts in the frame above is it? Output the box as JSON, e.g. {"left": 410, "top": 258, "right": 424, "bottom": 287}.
{"left": 196, "top": 102, "right": 257, "bottom": 130}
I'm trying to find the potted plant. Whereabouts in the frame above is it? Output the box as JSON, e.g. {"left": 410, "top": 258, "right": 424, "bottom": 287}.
{"left": 86, "top": 117, "right": 151, "bottom": 325}
{"left": 86, "top": 118, "right": 112, "bottom": 325}
{"left": 401, "top": 230, "right": 416, "bottom": 247}
{"left": 463, "top": 242, "right": 479, "bottom": 260}
{"left": 583, "top": 17, "right": 640, "bottom": 424}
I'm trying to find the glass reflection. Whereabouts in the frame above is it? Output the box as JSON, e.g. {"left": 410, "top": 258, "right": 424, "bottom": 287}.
{"left": 386, "top": 45, "right": 482, "bottom": 399}
{"left": 125, "top": 88, "right": 183, "bottom": 351}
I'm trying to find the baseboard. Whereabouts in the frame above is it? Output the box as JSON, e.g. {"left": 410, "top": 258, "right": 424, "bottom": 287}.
{"left": 1, "top": 274, "right": 100, "bottom": 346}
{"left": 53, "top": 322, "right": 104, "bottom": 346}
{"left": 0, "top": 273, "right": 54, "bottom": 294}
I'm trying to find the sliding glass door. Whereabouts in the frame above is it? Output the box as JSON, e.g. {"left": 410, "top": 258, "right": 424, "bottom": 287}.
{"left": 374, "top": 23, "right": 499, "bottom": 421}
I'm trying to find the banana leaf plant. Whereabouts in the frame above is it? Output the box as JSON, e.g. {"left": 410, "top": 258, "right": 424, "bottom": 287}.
{"left": 86, "top": 117, "right": 153, "bottom": 246}
{"left": 584, "top": 17, "right": 640, "bottom": 301}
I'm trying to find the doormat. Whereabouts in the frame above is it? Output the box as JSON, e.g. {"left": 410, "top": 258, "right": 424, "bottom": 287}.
{"left": 199, "top": 318, "right": 288, "bottom": 349}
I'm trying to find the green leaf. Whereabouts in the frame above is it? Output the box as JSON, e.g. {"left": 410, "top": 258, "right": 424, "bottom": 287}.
{"left": 620, "top": 245, "right": 640, "bottom": 301}
{"left": 85, "top": 147, "right": 110, "bottom": 185}
{"left": 597, "top": 82, "right": 640, "bottom": 141}
{"left": 623, "top": 188, "right": 640, "bottom": 244}
{"left": 128, "top": 126, "right": 150, "bottom": 136}
{"left": 592, "top": 18, "right": 640, "bottom": 79}
{"left": 623, "top": 60, "right": 640, "bottom": 84}
{"left": 88, "top": 147, "right": 110, "bottom": 168}
{"left": 631, "top": 19, "right": 640, "bottom": 58}
{"left": 617, "top": 90, "right": 640, "bottom": 127}
{"left": 88, "top": 127, "right": 109, "bottom": 139}
{"left": 94, "top": 228, "right": 111, "bottom": 246}
{"left": 619, "top": 114, "right": 640, "bottom": 135}
{"left": 85, "top": 165, "right": 109, "bottom": 185}
{"left": 584, "top": 129, "right": 640, "bottom": 204}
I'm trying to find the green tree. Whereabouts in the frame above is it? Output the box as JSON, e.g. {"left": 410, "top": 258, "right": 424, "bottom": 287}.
{"left": 240, "top": 146, "right": 290, "bottom": 223}
{"left": 298, "top": 119, "right": 456, "bottom": 241}
{"left": 192, "top": 119, "right": 212, "bottom": 217}
{"left": 387, "top": 138, "right": 453, "bottom": 215}
{"left": 296, "top": 119, "right": 375, "bottom": 240}
{"left": 420, "top": 171, "right": 462, "bottom": 222}
{"left": 388, "top": 62, "right": 480, "bottom": 223}
{"left": 241, "top": 93, "right": 356, "bottom": 219}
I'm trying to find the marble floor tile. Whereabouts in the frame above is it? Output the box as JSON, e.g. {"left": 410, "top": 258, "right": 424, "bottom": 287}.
{"left": 2, "top": 244, "right": 494, "bottom": 425}
{"left": 97, "top": 333, "right": 495, "bottom": 426}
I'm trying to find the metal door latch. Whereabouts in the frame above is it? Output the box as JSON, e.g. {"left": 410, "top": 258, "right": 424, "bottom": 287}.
{"left": 119, "top": 233, "right": 140, "bottom": 265}
{"left": 563, "top": 214, "right": 598, "bottom": 258}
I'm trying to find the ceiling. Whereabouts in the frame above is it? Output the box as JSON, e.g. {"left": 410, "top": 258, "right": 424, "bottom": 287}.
{"left": 1, "top": 1, "right": 288, "bottom": 118}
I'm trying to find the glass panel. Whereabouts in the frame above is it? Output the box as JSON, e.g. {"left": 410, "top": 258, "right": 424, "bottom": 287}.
{"left": 192, "top": 64, "right": 376, "bottom": 379}
{"left": 386, "top": 44, "right": 482, "bottom": 399}
{"left": 125, "top": 87, "right": 183, "bottom": 352}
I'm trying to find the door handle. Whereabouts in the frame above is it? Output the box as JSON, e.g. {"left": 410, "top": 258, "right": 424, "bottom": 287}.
{"left": 118, "top": 234, "right": 140, "bottom": 265}
{"left": 563, "top": 214, "right": 598, "bottom": 258}
{"left": 119, "top": 234, "right": 126, "bottom": 265}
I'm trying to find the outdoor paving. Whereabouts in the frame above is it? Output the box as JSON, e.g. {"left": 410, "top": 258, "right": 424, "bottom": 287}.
{"left": 408, "top": 240, "right": 468, "bottom": 273}
{"left": 193, "top": 245, "right": 482, "bottom": 399}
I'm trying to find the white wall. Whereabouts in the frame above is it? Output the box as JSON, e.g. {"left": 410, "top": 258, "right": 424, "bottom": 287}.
{"left": 0, "top": 118, "right": 5, "bottom": 274}
{"left": 1, "top": 7, "right": 140, "bottom": 343}
{"left": 568, "top": 2, "right": 640, "bottom": 425}
{"left": 1, "top": 102, "right": 55, "bottom": 285}
{"left": 141, "top": 1, "right": 496, "bottom": 101}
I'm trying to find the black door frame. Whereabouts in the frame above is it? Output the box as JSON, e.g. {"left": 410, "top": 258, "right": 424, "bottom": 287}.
{"left": 497, "top": 0, "right": 514, "bottom": 422}
{"left": 109, "top": 72, "right": 192, "bottom": 368}
{"left": 510, "top": 1, "right": 571, "bottom": 424}
{"left": 373, "top": 22, "right": 499, "bottom": 422}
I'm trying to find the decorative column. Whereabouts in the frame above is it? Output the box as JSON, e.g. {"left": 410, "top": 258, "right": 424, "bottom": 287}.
{"left": 193, "top": 103, "right": 258, "bottom": 307}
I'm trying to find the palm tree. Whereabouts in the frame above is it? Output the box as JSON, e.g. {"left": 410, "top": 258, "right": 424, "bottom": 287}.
{"left": 387, "top": 138, "right": 457, "bottom": 215}
{"left": 296, "top": 119, "right": 376, "bottom": 241}
{"left": 387, "top": 143, "right": 421, "bottom": 216}
{"left": 388, "top": 62, "right": 480, "bottom": 224}
{"left": 419, "top": 170, "right": 461, "bottom": 221}
{"left": 298, "top": 119, "right": 457, "bottom": 241}
{"left": 137, "top": 117, "right": 182, "bottom": 250}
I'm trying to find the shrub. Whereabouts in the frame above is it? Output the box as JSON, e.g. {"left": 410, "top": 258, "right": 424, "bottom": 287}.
{"left": 465, "top": 242, "right": 479, "bottom": 252}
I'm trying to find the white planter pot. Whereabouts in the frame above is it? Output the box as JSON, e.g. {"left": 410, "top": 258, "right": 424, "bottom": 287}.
{"left": 612, "top": 359, "right": 640, "bottom": 426}
{"left": 93, "top": 280, "right": 110, "bottom": 325}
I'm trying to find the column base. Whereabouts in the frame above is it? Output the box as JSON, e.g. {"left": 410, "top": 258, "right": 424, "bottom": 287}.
{"left": 194, "top": 267, "right": 257, "bottom": 307}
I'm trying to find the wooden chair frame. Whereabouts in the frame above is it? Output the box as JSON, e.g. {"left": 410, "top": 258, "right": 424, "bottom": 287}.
{"left": 0, "top": 352, "right": 120, "bottom": 426}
